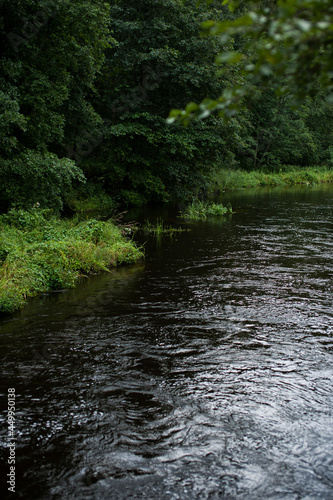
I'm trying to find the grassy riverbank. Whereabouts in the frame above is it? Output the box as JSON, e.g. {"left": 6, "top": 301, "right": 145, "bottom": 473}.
{"left": 211, "top": 166, "right": 333, "bottom": 192}
{"left": 0, "top": 209, "right": 143, "bottom": 314}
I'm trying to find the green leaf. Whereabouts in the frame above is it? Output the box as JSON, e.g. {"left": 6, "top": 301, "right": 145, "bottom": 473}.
{"left": 216, "top": 51, "right": 244, "bottom": 64}
{"left": 185, "top": 102, "right": 199, "bottom": 113}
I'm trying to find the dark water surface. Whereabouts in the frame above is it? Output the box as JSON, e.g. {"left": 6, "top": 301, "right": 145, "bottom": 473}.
{"left": 1, "top": 186, "right": 333, "bottom": 499}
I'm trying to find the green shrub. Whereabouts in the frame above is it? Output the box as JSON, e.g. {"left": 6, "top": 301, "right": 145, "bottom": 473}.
{"left": 0, "top": 151, "right": 85, "bottom": 211}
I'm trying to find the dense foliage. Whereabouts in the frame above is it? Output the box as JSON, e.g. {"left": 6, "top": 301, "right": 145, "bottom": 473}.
{"left": 85, "top": 0, "right": 240, "bottom": 205}
{"left": 0, "top": 0, "right": 333, "bottom": 211}
{"left": 170, "top": 0, "right": 333, "bottom": 121}
{"left": 0, "top": 0, "right": 111, "bottom": 210}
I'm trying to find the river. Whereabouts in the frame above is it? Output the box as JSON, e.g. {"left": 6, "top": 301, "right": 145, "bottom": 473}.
{"left": 1, "top": 185, "right": 333, "bottom": 499}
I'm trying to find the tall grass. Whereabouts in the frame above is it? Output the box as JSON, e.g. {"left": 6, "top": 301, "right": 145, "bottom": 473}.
{"left": 212, "top": 166, "right": 333, "bottom": 192}
{"left": 142, "top": 219, "right": 190, "bottom": 236}
{"left": 180, "top": 198, "right": 233, "bottom": 220}
{"left": 0, "top": 209, "right": 144, "bottom": 314}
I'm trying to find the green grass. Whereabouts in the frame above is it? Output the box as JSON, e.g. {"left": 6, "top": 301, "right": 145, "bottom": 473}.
{"left": 180, "top": 198, "right": 233, "bottom": 220}
{"left": 211, "top": 165, "right": 333, "bottom": 192}
{"left": 0, "top": 208, "right": 144, "bottom": 314}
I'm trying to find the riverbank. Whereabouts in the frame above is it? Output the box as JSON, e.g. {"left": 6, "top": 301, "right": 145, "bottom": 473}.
{"left": 211, "top": 165, "right": 333, "bottom": 192}
{"left": 68, "top": 167, "right": 333, "bottom": 215}
{"left": 0, "top": 209, "right": 143, "bottom": 314}
{"left": 1, "top": 166, "right": 332, "bottom": 314}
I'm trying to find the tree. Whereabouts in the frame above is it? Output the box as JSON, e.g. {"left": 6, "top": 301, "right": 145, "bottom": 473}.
{"left": 0, "top": 0, "right": 111, "bottom": 209}
{"left": 168, "top": 0, "right": 333, "bottom": 123}
{"left": 236, "top": 88, "right": 321, "bottom": 170}
{"left": 84, "top": 0, "right": 242, "bottom": 205}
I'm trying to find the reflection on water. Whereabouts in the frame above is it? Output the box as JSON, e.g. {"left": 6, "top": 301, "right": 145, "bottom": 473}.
{"left": 1, "top": 185, "right": 333, "bottom": 499}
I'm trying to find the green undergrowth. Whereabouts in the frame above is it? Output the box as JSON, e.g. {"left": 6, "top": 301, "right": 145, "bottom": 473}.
{"left": 0, "top": 208, "right": 144, "bottom": 314}
{"left": 212, "top": 166, "right": 333, "bottom": 192}
{"left": 180, "top": 198, "right": 233, "bottom": 221}
{"left": 68, "top": 194, "right": 116, "bottom": 214}
{"left": 65, "top": 182, "right": 117, "bottom": 214}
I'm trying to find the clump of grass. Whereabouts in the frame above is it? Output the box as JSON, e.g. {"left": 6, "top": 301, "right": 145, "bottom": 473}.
{"left": 0, "top": 208, "right": 144, "bottom": 314}
{"left": 142, "top": 218, "right": 190, "bottom": 236}
{"left": 180, "top": 198, "right": 233, "bottom": 221}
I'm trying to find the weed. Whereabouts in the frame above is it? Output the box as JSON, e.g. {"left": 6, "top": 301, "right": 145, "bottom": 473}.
{"left": 142, "top": 219, "right": 190, "bottom": 236}
{"left": 180, "top": 198, "right": 232, "bottom": 220}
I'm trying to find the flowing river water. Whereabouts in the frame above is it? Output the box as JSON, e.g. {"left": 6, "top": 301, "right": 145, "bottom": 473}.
{"left": 1, "top": 185, "right": 333, "bottom": 499}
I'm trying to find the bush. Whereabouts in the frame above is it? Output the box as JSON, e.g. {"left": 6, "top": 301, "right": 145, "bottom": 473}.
{"left": 0, "top": 151, "right": 86, "bottom": 211}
